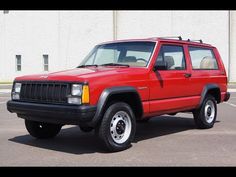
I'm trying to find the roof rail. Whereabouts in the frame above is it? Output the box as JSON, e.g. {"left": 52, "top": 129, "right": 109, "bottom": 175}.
{"left": 158, "top": 36, "right": 182, "bottom": 40}
{"left": 187, "top": 39, "right": 203, "bottom": 43}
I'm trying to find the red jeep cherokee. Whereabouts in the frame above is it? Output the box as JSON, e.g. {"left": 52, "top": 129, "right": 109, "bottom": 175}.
{"left": 7, "top": 36, "right": 230, "bottom": 152}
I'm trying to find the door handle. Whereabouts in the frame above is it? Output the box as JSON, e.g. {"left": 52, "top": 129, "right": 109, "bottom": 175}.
{"left": 184, "top": 73, "right": 192, "bottom": 78}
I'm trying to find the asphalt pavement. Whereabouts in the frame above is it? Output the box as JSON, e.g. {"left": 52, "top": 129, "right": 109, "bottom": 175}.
{"left": 0, "top": 86, "right": 236, "bottom": 166}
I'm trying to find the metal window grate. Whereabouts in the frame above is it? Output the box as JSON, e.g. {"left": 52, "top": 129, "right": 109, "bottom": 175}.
{"left": 16, "top": 55, "right": 21, "bottom": 71}
{"left": 43, "top": 54, "right": 49, "bottom": 71}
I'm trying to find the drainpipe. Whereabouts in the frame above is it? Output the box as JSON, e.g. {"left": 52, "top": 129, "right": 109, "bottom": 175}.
{"left": 113, "top": 10, "right": 117, "bottom": 40}
{"left": 228, "top": 10, "right": 231, "bottom": 82}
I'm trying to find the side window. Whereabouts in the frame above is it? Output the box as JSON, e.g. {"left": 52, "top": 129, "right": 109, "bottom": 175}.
{"left": 188, "top": 47, "right": 218, "bottom": 70}
{"left": 156, "top": 45, "right": 186, "bottom": 70}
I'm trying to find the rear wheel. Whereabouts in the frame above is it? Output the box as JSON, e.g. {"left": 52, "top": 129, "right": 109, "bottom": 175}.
{"left": 97, "top": 102, "right": 136, "bottom": 152}
{"left": 25, "top": 120, "right": 62, "bottom": 139}
{"left": 193, "top": 95, "right": 217, "bottom": 129}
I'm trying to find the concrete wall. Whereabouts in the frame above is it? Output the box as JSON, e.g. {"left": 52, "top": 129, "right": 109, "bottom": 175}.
{"left": 0, "top": 10, "right": 233, "bottom": 82}
{"left": 117, "top": 11, "right": 229, "bottom": 75}
{"left": 0, "top": 11, "right": 113, "bottom": 81}
{"left": 230, "top": 11, "right": 236, "bottom": 82}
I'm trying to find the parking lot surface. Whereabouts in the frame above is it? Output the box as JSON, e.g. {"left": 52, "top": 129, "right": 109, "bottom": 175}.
{"left": 1, "top": 88, "right": 236, "bottom": 166}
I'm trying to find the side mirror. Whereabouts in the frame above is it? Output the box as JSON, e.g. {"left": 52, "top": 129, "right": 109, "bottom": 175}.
{"left": 153, "top": 60, "right": 168, "bottom": 71}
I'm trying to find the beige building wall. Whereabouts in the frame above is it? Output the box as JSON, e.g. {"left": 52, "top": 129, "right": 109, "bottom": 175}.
{"left": 0, "top": 10, "right": 235, "bottom": 82}
{"left": 0, "top": 11, "right": 113, "bottom": 81}
{"left": 116, "top": 11, "right": 229, "bottom": 77}
{"left": 230, "top": 11, "right": 236, "bottom": 82}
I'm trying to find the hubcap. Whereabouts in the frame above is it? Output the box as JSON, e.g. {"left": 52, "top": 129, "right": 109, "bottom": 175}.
{"left": 110, "top": 111, "right": 132, "bottom": 144}
{"left": 204, "top": 100, "right": 215, "bottom": 123}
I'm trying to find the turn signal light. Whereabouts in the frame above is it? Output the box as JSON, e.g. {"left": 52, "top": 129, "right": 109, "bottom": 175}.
{"left": 82, "top": 85, "right": 90, "bottom": 104}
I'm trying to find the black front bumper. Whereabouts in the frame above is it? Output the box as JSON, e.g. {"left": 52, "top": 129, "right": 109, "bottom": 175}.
{"left": 7, "top": 101, "right": 97, "bottom": 125}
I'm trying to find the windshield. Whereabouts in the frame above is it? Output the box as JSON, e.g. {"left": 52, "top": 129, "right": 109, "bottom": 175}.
{"left": 80, "top": 41, "right": 156, "bottom": 67}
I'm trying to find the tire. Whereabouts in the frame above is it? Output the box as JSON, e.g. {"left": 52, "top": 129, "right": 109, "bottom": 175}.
{"left": 193, "top": 95, "right": 217, "bottom": 129}
{"left": 97, "top": 102, "right": 136, "bottom": 152}
{"left": 25, "top": 120, "right": 62, "bottom": 139}
{"left": 79, "top": 125, "right": 94, "bottom": 132}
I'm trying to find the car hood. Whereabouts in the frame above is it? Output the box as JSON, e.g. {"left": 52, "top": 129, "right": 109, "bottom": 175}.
{"left": 15, "top": 66, "right": 148, "bottom": 82}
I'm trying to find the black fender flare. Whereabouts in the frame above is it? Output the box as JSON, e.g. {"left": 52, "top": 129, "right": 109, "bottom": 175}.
{"left": 198, "top": 84, "right": 221, "bottom": 108}
{"left": 89, "top": 86, "right": 143, "bottom": 127}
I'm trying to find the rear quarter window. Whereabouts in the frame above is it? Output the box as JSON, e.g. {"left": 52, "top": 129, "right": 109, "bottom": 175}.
{"left": 188, "top": 47, "right": 218, "bottom": 70}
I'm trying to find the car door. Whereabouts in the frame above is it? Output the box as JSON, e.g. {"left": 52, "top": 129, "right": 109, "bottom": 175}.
{"left": 149, "top": 43, "right": 199, "bottom": 114}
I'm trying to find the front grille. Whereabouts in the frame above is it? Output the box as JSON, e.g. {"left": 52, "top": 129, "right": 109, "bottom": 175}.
{"left": 19, "top": 82, "right": 70, "bottom": 104}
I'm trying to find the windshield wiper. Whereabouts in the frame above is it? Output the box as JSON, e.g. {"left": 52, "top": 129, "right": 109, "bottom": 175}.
{"left": 100, "top": 63, "right": 130, "bottom": 67}
{"left": 77, "top": 64, "right": 98, "bottom": 68}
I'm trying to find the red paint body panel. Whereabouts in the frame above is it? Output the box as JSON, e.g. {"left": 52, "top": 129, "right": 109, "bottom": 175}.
{"left": 148, "top": 95, "right": 200, "bottom": 116}
{"left": 14, "top": 38, "right": 228, "bottom": 118}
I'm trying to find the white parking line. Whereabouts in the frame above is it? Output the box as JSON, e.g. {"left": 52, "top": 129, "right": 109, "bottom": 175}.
{"left": 0, "top": 102, "right": 6, "bottom": 104}
{"left": 224, "top": 102, "right": 236, "bottom": 108}
{"left": 0, "top": 89, "right": 11, "bottom": 92}
{"left": 228, "top": 89, "right": 236, "bottom": 92}
{"left": 0, "top": 89, "right": 11, "bottom": 95}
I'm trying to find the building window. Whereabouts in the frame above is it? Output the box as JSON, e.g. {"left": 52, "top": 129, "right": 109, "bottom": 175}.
{"left": 16, "top": 55, "right": 21, "bottom": 71}
{"left": 43, "top": 54, "right": 49, "bottom": 71}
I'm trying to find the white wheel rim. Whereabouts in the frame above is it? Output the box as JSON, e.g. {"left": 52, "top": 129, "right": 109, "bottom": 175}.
{"left": 204, "top": 100, "right": 215, "bottom": 123}
{"left": 110, "top": 111, "right": 132, "bottom": 144}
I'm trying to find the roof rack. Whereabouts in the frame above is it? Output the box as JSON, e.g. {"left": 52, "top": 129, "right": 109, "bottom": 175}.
{"left": 187, "top": 39, "right": 203, "bottom": 43}
{"left": 158, "top": 36, "right": 182, "bottom": 40}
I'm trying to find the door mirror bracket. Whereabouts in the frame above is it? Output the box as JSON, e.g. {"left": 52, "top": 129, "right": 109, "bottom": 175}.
{"left": 153, "top": 60, "right": 168, "bottom": 71}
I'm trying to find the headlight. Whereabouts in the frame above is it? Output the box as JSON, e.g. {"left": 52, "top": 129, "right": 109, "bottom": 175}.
{"left": 14, "top": 83, "right": 22, "bottom": 93}
{"left": 68, "top": 97, "right": 81, "bottom": 105}
{"left": 12, "top": 82, "right": 21, "bottom": 100}
{"left": 68, "top": 84, "right": 90, "bottom": 105}
{"left": 71, "top": 84, "right": 82, "bottom": 96}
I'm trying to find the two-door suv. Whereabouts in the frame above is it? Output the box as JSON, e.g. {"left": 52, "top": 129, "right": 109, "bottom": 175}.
{"left": 7, "top": 36, "right": 230, "bottom": 152}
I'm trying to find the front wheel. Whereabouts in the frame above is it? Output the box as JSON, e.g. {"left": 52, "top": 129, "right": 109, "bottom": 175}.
{"left": 97, "top": 102, "right": 136, "bottom": 152}
{"left": 193, "top": 95, "right": 217, "bottom": 129}
{"left": 25, "top": 120, "right": 62, "bottom": 139}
